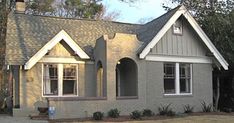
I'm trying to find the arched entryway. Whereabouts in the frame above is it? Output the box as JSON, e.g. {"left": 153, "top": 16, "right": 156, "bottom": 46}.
{"left": 116, "top": 58, "right": 138, "bottom": 97}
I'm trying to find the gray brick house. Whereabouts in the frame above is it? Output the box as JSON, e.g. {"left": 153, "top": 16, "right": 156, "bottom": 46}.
{"left": 5, "top": 2, "right": 228, "bottom": 119}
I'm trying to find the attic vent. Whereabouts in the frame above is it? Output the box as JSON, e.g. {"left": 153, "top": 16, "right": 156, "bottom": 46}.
{"left": 173, "top": 20, "right": 183, "bottom": 35}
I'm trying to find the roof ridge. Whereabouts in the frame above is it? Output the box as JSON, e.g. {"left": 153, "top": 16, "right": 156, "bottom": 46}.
{"left": 12, "top": 12, "right": 143, "bottom": 26}
{"left": 144, "top": 5, "right": 181, "bottom": 25}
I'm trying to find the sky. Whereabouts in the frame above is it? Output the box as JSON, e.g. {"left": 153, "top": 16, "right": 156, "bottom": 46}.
{"left": 102, "top": 0, "right": 167, "bottom": 24}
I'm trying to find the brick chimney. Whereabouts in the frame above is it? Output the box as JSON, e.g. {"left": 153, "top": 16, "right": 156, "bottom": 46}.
{"left": 15, "top": 0, "right": 25, "bottom": 13}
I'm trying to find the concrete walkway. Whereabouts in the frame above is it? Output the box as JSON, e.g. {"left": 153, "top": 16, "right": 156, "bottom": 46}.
{"left": 0, "top": 115, "right": 48, "bottom": 123}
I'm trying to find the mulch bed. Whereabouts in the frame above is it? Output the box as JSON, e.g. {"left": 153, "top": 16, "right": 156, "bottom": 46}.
{"left": 45, "top": 112, "right": 234, "bottom": 123}
{"left": 48, "top": 115, "right": 174, "bottom": 123}
{"left": 29, "top": 115, "right": 49, "bottom": 120}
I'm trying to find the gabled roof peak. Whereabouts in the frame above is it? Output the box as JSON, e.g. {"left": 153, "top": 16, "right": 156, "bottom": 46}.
{"left": 139, "top": 5, "right": 228, "bottom": 70}
{"left": 24, "top": 30, "right": 90, "bottom": 69}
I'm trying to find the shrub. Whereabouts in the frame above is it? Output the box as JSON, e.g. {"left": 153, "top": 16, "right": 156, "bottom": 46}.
{"left": 183, "top": 104, "right": 194, "bottom": 113}
{"left": 201, "top": 101, "right": 213, "bottom": 112}
{"left": 130, "top": 110, "right": 142, "bottom": 119}
{"left": 108, "top": 108, "right": 120, "bottom": 118}
{"left": 222, "top": 107, "right": 232, "bottom": 113}
{"left": 167, "top": 110, "right": 176, "bottom": 116}
{"left": 158, "top": 104, "right": 175, "bottom": 116}
{"left": 142, "top": 109, "right": 154, "bottom": 117}
{"left": 93, "top": 111, "right": 104, "bottom": 120}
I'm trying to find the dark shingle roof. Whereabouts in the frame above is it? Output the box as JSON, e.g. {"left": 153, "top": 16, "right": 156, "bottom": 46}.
{"left": 5, "top": 6, "right": 179, "bottom": 65}
{"left": 137, "top": 6, "right": 181, "bottom": 52}
{"left": 5, "top": 13, "right": 141, "bottom": 65}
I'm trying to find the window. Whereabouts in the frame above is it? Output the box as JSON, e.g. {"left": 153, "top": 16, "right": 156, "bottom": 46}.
{"left": 43, "top": 64, "right": 78, "bottom": 97}
{"left": 164, "top": 63, "right": 192, "bottom": 95}
{"left": 164, "top": 63, "right": 175, "bottom": 94}
{"left": 173, "top": 21, "right": 183, "bottom": 35}
{"left": 43, "top": 64, "right": 58, "bottom": 95}
{"left": 180, "top": 64, "right": 191, "bottom": 93}
{"left": 63, "top": 64, "right": 77, "bottom": 95}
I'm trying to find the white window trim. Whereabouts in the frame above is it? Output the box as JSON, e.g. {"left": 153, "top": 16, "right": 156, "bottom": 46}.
{"left": 164, "top": 63, "right": 192, "bottom": 96}
{"left": 173, "top": 23, "right": 183, "bottom": 35}
{"left": 146, "top": 55, "right": 212, "bottom": 64}
{"left": 41, "top": 63, "right": 79, "bottom": 97}
{"left": 175, "top": 63, "right": 180, "bottom": 94}
{"left": 39, "top": 57, "right": 94, "bottom": 64}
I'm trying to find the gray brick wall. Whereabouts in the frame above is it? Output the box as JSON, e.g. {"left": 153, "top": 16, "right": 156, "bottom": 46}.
{"left": 13, "top": 33, "right": 213, "bottom": 119}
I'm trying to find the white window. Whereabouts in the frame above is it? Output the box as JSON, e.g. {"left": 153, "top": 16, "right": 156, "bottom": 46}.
{"left": 43, "top": 64, "right": 78, "bottom": 97}
{"left": 179, "top": 64, "right": 191, "bottom": 93}
{"left": 173, "top": 21, "right": 183, "bottom": 35}
{"left": 164, "top": 63, "right": 175, "bottom": 94}
{"left": 164, "top": 63, "right": 192, "bottom": 95}
{"left": 43, "top": 64, "right": 58, "bottom": 96}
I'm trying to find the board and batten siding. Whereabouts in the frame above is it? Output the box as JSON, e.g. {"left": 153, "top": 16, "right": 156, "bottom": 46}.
{"left": 150, "top": 18, "right": 209, "bottom": 57}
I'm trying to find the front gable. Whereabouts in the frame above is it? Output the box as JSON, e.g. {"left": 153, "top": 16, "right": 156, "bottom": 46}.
{"left": 150, "top": 17, "right": 209, "bottom": 57}
{"left": 24, "top": 30, "right": 90, "bottom": 70}
{"left": 139, "top": 5, "right": 228, "bottom": 70}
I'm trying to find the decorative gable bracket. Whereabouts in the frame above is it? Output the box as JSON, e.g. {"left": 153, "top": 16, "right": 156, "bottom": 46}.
{"left": 24, "top": 30, "right": 90, "bottom": 70}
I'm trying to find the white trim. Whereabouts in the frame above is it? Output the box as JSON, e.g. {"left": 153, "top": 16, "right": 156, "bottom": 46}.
{"left": 58, "top": 64, "right": 63, "bottom": 96}
{"left": 190, "top": 64, "right": 193, "bottom": 94}
{"left": 24, "top": 30, "right": 90, "bottom": 70}
{"left": 39, "top": 57, "right": 85, "bottom": 64}
{"left": 146, "top": 55, "right": 212, "bottom": 63}
{"left": 39, "top": 57, "right": 94, "bottom": 64}
{"left": 182, "top": 11, "right": 228, "bottom": 70}
{"left": 164, "top": 93, "right": 192, "bottom": 96}
{"left": 139, "top": 5, "right": 228, "bottom": 70}
{"left": 175, "top": 63, "right": 180, "bottom": 94}
{"left": 41, "top": 64, "right": 60, "bottom": 97}
{"left": 164, "top": 62, "right": 193, "bottom": 96}
{"left": 41, "top": 63, "right": 79, "bottom": 97}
